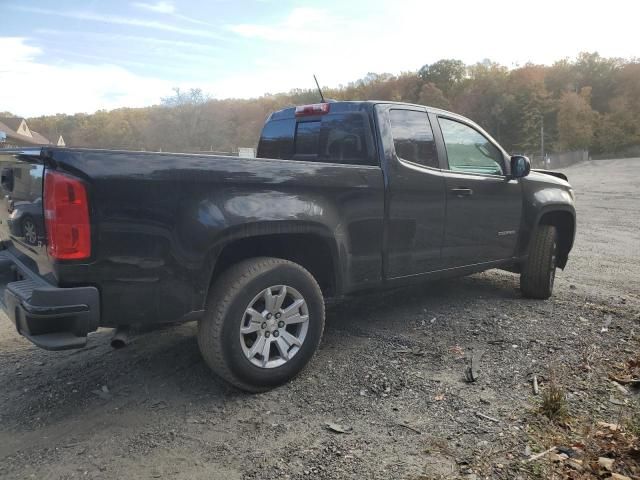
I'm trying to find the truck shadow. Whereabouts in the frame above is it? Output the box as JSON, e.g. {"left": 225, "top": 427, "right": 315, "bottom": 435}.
{"left": 0, "top": 271, "right": 522, "bottom": 437}
{"left": 325, "top": 270, "right": 521, "bottom": 331}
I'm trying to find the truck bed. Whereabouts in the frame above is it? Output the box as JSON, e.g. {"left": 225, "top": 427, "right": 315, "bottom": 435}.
{"left": 0, "top": 147, "right": 384, "bottom": 333}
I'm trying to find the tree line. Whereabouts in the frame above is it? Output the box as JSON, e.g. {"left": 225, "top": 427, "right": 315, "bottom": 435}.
{"left": 25, "top": 52, "right": 640, "bottom": 156}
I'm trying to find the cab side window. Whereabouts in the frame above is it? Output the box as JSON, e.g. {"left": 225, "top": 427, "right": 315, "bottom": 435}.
{"left": 319, "top": 113, "right": 371, "bottom": 165}
{"left": 438, "top": 117, "right": 504, "bottom": 176}
{"left": 389, "top": 110, "right": 439, "bottom": 168}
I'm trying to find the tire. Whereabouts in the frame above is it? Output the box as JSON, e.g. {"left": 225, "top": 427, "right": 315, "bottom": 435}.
{"left": 520, "top": 225, "right": 558, "bottom": 299}
{"left": 197, "top": 257, "right": 325, "bottom": 392}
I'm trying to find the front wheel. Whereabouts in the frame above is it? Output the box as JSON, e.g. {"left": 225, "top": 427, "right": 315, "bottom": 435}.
{"left": 198, "top": 257, "right": 325, "bottom": 392}
{"left": 520, "top": 225, "right": 558, "bottom": 299}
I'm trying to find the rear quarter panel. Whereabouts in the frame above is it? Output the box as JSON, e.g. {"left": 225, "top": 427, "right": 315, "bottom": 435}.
{"left": 47, "top": 149, "right": 384, "bottom": 327}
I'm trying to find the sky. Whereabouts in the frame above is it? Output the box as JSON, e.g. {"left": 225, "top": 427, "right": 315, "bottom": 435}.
{"left": 1, "top": 0, "right": 638, "bottom": 117}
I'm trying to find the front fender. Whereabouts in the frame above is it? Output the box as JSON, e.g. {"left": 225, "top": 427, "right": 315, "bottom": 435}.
{"left": 516, "top": 183, "right": 576, "bottom": 260}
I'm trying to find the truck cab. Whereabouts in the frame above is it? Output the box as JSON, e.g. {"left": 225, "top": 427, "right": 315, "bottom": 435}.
{"left": 258, "top": 101, "right": 575, "bottom": 283}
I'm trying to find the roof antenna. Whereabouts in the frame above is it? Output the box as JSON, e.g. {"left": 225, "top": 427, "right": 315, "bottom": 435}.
{"left": 313, "top": 74, "right": 326, "bottom": 103}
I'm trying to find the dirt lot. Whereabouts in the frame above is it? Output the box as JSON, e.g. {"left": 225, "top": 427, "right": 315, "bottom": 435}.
{"left": 1, "top": 158, "right": 639, "bottom": 480}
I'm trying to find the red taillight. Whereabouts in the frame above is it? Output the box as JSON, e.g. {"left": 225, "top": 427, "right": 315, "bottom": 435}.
{"left": 44, "top": 170, "right": 91, "bottom": 260}
{"left": 295, "top": 103, "right": 330, "bottom": 117}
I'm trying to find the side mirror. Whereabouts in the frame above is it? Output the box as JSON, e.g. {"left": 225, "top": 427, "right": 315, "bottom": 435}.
{"left": 510, "top": 155, "right": 530, "bottom": 179}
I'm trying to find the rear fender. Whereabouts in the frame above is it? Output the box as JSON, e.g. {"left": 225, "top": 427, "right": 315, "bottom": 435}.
{"left": 201, "top": 221, "right": 343, "bottom": 302}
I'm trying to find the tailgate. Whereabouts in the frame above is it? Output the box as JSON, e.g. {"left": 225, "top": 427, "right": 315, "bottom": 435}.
{"left": 0, "top": 149, "right": 48, "bottom": 267}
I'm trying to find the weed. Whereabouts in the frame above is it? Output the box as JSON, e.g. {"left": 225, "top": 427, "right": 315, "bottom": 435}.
{"left": 540, "top": 369, "right": 567, "bottom": 421}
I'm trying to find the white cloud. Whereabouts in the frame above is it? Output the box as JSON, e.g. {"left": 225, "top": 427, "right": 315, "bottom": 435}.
{"left": 132, "top": 1, "right": 175, "bottom": 14}
{"left": 230, "top": 7, "right": 339, "bottom": 42}
{"left": 34, "top": 29, "right": 222, "bottom": 53}
{"left": 0, "top": 38, "right": 174, "bottom": 117}
{"left": 0, "top": 37, "right": 307, "bottom": 116}
{"left": 10, "top": 5, "right": 225, "bottom": 40}
{"left": 229, "top": 1, "right": 640, "bottom": 77}
{"left": 1, "top": 36, "right": 42, "bottom": 66}
{"left": 130, "top": 1, "right": 211, "bottom": 27}
{"left": 218, "top": 0, "right": 640, "bottom": 109}
{"left": 3, "top": 1, "right": 640, "bottom": 117}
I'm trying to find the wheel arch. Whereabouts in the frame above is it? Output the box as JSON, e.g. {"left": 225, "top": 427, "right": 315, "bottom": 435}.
{"left": 535, "top": 207, "right": 575, "bottom": 269}
{"left": 205, "top": 224, "right": 342, "bottom": 304}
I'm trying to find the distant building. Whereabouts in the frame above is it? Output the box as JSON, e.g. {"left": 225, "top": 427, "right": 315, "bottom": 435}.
{"left": 0, "top": 117, "right": 66, "bottom": 148}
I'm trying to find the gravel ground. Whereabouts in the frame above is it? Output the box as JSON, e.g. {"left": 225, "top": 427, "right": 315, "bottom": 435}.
{"left": 0, "top": 158, "right": 639, "bottom": 480}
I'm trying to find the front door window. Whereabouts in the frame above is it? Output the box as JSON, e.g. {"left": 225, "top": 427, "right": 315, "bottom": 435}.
{"left": 438, "top": 118, "right": 504, "bottom": 176}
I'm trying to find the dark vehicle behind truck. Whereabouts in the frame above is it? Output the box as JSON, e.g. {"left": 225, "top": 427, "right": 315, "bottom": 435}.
{"left": 0, "top": 101, "right": 575, "bottom": 391}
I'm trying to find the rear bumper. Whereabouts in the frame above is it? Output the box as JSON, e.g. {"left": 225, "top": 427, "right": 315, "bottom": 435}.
{"left": 0, "top": 249, "right": 99, "bottom": 350}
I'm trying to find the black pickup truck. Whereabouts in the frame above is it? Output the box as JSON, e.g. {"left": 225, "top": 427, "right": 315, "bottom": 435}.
{"left": 0, "top": 101, "right": 575, "bottom": 391}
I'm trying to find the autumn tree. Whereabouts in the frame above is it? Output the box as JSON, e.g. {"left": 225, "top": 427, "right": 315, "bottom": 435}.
{"left": 557, "top": 88, "right": 596, "bottom": 150}
{"left": 418, "top": 83, "right": 450, "bottom": 110}
{"left": 593, "top": 96, "right": 640, "bottom": 153}
{"left": 22, "top": 53, "right": 640, "bottom": 157}
{"left": 545, "top": 59, "right": 578, "bottom": 98}
{"left": 418, "top": 59, "right": 466, "bottom": 96}
{"left": 574, "top": 52, "right": 622, "bottom": 113}
{"left": 453, "top": 61, "right": 509, "bottom": 144}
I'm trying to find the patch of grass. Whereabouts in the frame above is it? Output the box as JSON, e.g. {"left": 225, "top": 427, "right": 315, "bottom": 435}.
{"left": 540, "top": 370, "right": 567, "bottom": 421}
{"left": 526, "top": 356, "right": 640, "bottom": 479}
{"left": 625, "top": 399, "right": 640, "bottom": 438}
{"left": 528, "top": 461, "right": 546, "bottom": 479}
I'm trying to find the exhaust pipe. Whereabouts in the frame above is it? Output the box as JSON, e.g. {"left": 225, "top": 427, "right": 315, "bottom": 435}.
{"left": 110, "top": 326, "right": 131, "bottom": 349}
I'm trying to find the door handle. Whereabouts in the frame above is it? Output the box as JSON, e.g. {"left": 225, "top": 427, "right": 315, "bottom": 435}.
{"left": 450, "top": 187, "right": 473, "bottom": 197}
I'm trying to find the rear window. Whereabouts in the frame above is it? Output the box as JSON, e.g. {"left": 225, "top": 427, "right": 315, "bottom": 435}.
{"left": 258, "top": 112, "right": 375, "bottom": 166}
{"left": 258, "top": 118, "right": 295, "bottom": 159}
{"left": 295, "top": 121, "right": 320, "bottom": 155}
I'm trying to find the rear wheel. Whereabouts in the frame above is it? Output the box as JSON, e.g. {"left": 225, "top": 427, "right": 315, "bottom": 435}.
{"left": 198, "top": 257, "right": 325, "bottom": 392}
{"left": 520, "top": 225, "right": 558, "bottom": 299}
